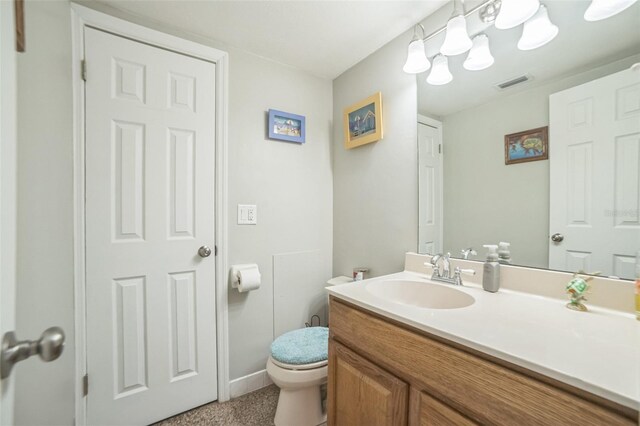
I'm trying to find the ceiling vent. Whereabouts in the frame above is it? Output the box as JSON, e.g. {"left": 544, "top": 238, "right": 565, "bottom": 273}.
{"left": 495, "top": 74, "right": 533, "bottom": 90}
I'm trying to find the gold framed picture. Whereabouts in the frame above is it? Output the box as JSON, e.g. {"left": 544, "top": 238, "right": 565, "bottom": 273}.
{"left": 343, "top": 92, "right": 383, "bottom": 149}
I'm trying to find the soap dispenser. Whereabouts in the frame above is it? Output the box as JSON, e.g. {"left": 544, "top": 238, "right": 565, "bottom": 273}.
{"left": 498, "top": 242, "right": 511, "bottom": 264}
{"left": 482, "top": 245, "right": 500, "bottom": 293}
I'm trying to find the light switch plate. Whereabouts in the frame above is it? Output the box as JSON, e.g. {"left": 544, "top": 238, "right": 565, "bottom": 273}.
{"left": 237, "top": 204, "right": 257, "bottom": 225}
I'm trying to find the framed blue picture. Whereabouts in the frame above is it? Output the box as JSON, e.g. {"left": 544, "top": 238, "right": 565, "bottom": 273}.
{"left": 268, "top": 109, "right": 306, "bottom": 144}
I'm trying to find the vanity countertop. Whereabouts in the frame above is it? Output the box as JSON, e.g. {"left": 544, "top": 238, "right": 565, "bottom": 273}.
{"left": 327, "top": 271, "right": 640, "bottom": 410}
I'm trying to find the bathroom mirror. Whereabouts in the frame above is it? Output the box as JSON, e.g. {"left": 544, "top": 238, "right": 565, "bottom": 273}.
{"left": 417, "top": 0, "right": 640, "bottom": 279}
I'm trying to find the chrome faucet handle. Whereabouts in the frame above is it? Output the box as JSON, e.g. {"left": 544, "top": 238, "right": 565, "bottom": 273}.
{"left": 453, "top": 267, "right": 476, "bottom": 286}
{"left": 423, "top": 261, "right": 441, "bottom": 278}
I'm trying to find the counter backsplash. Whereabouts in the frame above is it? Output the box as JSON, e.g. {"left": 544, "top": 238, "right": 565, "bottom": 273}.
{"left": 404, "top": 252, "right": 636, "bottom": 315}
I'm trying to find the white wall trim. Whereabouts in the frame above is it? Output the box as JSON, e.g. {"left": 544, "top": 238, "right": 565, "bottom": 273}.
{"left": 70, "top": 4, "right": 230, "bottom": 424}
{"left": 229, "top": 369, "right": 273, "bottom": 399}
{"left": 417, "top": 114, "right": 444, "bottom": 253}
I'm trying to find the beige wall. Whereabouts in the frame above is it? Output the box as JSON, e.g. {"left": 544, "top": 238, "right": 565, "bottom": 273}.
{"left": 1, "top": 1, "right": 18, "bottom": 424}
{"left": 15, "top": 2, "right": 75, "bottom": 424}
{"left": 332, "top": 29, "right": 419, "bottom": 278}
{"left": 226, "top": 46, "right": 333, "bottom": 380}
{"left": 439, "top": 54, "right": 640, "bottom": 267}
{"left": 15, "top": 1, "right": 332, "bottom": 424}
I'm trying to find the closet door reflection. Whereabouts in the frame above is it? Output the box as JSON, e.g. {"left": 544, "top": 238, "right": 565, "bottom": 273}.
{"left": 418, "top": 117, "right": 443, "bottom": 255}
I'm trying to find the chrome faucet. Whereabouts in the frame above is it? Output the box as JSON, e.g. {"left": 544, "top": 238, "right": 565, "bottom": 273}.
{"left": 440, "top": 252, "right": 452, "bottom": 278}
{"left": 428, "top": 252, "right": 451, "bottom": 279}
{"left": 428, "top": 253, "right": 443, "bottom": 278}
{"left": 460, "top": 247, "right": 477, "bottom": 260}
{"left": 430, "top": 254, "right": 442, "bottom": 272}
{"left": 425, "top": 252, "right": 475, "bottom": 286}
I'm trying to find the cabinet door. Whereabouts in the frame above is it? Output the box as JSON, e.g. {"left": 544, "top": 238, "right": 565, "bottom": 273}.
{"left": 328, "top": 339, "right": 408, "bottom": 426}
{"left": 409, "top": 388, "right": 477, "bottom": 426}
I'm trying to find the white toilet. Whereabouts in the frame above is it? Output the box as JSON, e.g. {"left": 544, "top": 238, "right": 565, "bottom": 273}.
{"left": 267, "top": 327, "right": 329, "bottom": 426}
{"left": 267, "top": 276, "right": 352, "bottom": 426}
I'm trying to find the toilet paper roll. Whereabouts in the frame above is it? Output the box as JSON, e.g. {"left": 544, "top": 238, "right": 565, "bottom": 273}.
{"left": 237, "top": 267, "right": 261, "bottom": 292}
{"left": 230, "top": 264, "right": 261, "bottom": 292}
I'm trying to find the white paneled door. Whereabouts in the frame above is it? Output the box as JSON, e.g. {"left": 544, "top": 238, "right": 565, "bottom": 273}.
{"left": 418, "top": 119, "right": 443, "bottom": 255}
{"left": 549, "top": 68, "right": 640, "bottom": 279}
{"left": 85, "top": 27, "right": 217, "bottom": 425}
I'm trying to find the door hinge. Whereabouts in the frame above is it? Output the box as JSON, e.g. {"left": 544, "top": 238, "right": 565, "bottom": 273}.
{"left": 81, "top": 60, "right": 87, "bottom": 82}
{"left": 82, "top": 374, "right": 89, "bottom": 397}
{"left": 439, "top": 144, "right": 442, "bottom": 154}
{"left": 215, "top": 245, "right": 218, "bottom": 256}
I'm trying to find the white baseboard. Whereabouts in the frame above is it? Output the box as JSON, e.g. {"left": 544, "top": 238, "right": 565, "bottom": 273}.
{"left": 229, "top": 369, "right": 273, "bottom": 399}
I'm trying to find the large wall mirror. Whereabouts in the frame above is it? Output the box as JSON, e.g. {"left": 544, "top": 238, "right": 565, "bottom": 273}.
{"left": 417, "top": 0, "right": 640, "bottom": 279}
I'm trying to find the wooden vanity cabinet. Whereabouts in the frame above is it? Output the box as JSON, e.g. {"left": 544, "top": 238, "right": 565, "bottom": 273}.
{"left": 410, "top": 389, "right": 477, "bottom": 426}
{"left": 328, "top": 297, "right": 638, "bottom": 426}
{"left": 328, "top": 341, "right": 408, "bottom": 426}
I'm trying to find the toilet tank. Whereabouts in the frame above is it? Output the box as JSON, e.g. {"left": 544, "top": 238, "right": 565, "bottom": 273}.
{"left": 320, "top": 276, "right": 353, "bottom": 326}
{"left": 326, "top": 276, "right": 353, "bottom": 287}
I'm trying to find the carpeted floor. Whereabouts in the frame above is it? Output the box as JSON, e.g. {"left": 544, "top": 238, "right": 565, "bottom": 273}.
{"left": 154, "top": 385, "right": 279, "bottom": 426}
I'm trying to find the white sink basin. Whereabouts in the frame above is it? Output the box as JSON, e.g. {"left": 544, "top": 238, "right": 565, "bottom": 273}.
{"left": 366, "top": 280, "right": 475, "bottom": 309}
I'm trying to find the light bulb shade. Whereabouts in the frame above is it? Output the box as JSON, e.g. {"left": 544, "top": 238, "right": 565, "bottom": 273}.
{"left": 464, "top": 34, "right": 494, "bottom": 71}
{"left": 517, "top": 5, "right": 558, "bottom": 51}
{"left": 495, "top": 0, "right": 540, "bottom": 29}
{"left": 403, "top": 39, "right": 431, "bottom": 74}
{"left": 440, "top": 15, "right": 473, "bottom": 56}
{"left": 584, "top": 0, "right": 638, "bottom": 21}
{"left": 427, "top": 55, "right": 453, "bottom": 85}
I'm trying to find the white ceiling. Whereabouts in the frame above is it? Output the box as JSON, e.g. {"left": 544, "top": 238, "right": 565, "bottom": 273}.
{"left": 417, "top": 0, "right": 640, "bottom": 117}
{"left": 93, "top": 0, "right": 449, "bottom": 79}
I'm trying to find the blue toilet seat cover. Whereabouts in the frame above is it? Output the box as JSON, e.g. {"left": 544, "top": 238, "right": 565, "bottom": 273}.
{"left": 270, "top": 327, "right": 329, "bottom": 365}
